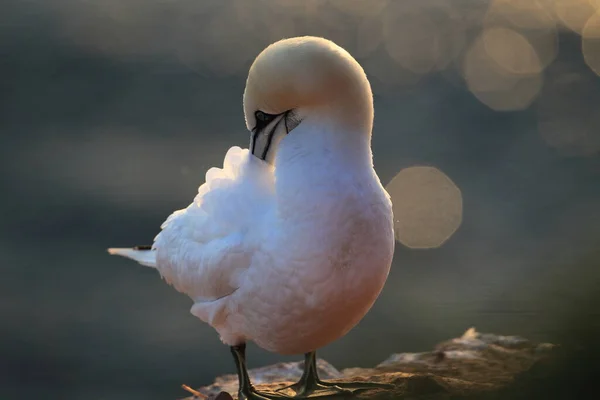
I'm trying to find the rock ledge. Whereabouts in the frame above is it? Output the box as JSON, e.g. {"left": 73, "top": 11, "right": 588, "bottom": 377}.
{"left": 182, "top": 328, "right": 556, "bottom": 400}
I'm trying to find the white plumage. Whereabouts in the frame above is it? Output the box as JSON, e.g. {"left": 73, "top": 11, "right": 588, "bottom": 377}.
{"left": 108, "top": 36, "right": 395, "bottom": 358}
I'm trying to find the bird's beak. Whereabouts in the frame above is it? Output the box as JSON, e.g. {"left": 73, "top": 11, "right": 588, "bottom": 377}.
{"left": 250, "top": 112, "right": 288, "bottom": 163}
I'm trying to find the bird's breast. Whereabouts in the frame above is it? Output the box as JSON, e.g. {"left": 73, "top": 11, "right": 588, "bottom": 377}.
{"left": 244, "top": 187, "right": 394, "bottom": 354}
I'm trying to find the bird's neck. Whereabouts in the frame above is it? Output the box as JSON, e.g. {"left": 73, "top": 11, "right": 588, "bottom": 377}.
{"left": 273, "top": 116, "right": 374, "bottom": 218}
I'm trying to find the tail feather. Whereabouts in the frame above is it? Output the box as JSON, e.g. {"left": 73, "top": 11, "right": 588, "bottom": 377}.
{"left": 107, "top": 247, "right": 157, "bottom": 268}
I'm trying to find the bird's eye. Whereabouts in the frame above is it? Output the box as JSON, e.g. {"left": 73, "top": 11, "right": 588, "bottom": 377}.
{"left": 256, "top": 111, "right": 267, "bottom": 122}
{"left": 255, "top": 110, "right": 276, "bottom": 124}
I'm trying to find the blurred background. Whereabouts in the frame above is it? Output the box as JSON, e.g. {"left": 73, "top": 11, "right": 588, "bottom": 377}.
{"left": 1, "top": 0, "right": 599, "bottom": 399}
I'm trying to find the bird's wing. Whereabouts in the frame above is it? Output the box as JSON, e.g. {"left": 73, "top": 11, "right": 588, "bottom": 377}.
{"left": 150, "top": 146, "right": 274, "bottom": 302}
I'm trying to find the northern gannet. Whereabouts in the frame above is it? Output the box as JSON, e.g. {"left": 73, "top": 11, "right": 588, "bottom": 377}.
{"left": 109, "top": 36, "right": 395, "bottom": 399}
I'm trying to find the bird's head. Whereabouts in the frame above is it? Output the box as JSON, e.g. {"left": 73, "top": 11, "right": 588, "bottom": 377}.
{"left": 243, "top": 36, "right": 374, "bottom": 164}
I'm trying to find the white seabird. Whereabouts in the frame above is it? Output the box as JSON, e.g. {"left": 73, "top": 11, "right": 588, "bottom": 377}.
{"left": 108, "top": 36, "right": 395, "bottom": 399}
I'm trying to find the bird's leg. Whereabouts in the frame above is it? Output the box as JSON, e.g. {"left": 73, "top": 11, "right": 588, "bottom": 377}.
{"left": 231, "top": 343, "right": 290, "bottom": 400}
{"left": 275, "top": 351, "right": 351, "bottom": 396}
{"left": 277, "top": 351, "right": 392, "bottom": 398}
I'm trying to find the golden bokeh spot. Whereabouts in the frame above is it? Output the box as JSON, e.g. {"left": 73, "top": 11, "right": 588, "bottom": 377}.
{"left": 463, "top": 32, "right": 543, "bottom": 111}
{"left": 582, "top": 13, "right": 600, "bottom": 76}
{"left": 482, "top": 27, "right": 543, "bottom": 74}
{"left": 487, "top": 0, "right": 556, "bottom": 31}
{"left": 383, "top": 10, "right": 439, "bottom": 74}
{"left": 553, "top": 0, "right": 597, "bottom": 34}
{"left": 484, "top": 1, "right": 558, "bottom": 70}
{"left": 383, "top": 2, "right": 466, "bottom": 75}
{"left": 386, "top": 166, "right": 463, "bottom": 249}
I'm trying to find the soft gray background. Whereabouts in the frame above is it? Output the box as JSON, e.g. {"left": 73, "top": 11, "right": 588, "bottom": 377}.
{"left": 2, "top": 1, "right": 599, "bottom": 399}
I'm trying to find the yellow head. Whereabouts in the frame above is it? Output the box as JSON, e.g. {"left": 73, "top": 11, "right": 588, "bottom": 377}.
{"left": 242, "top": 37, "right": 374, "bottom": 162}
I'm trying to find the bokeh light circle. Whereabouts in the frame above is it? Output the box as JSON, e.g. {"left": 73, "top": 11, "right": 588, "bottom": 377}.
{"left": 386, "top": 166, "right": 463, "bottom": 249}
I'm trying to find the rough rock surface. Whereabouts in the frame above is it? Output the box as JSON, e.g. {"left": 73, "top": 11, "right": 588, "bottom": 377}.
{"left": 181, "top": 328, "right": 556, "bottom": 400}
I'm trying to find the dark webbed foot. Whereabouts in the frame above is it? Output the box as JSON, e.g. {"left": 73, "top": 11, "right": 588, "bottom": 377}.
{"left": 278, "top": 379, "right": 391, "bottom": 398}
{"left": 231, "top": 344, "right": 293, "bottom": 400}
{"left": 238, "top": 387, "right": 292, "bottom": 400}
{"left": 276, "top": 379, "right": 353, "bottom": 398}
{"left": 276, "top": 352, "right": 392, "bottom": 398}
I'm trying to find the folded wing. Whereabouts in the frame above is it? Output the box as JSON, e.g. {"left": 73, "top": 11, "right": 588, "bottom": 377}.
{"left": 111, "top": 146, "right": 274, "bottom": 305}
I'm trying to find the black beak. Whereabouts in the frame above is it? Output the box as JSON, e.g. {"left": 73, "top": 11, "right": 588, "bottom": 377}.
{"left": 250, "top": 111, "right": 288, "bottom": 161}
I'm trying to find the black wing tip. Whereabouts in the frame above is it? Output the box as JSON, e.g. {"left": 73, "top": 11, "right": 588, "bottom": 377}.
{"left": 133, "top": 245, "right": 153, "bottom": 251}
